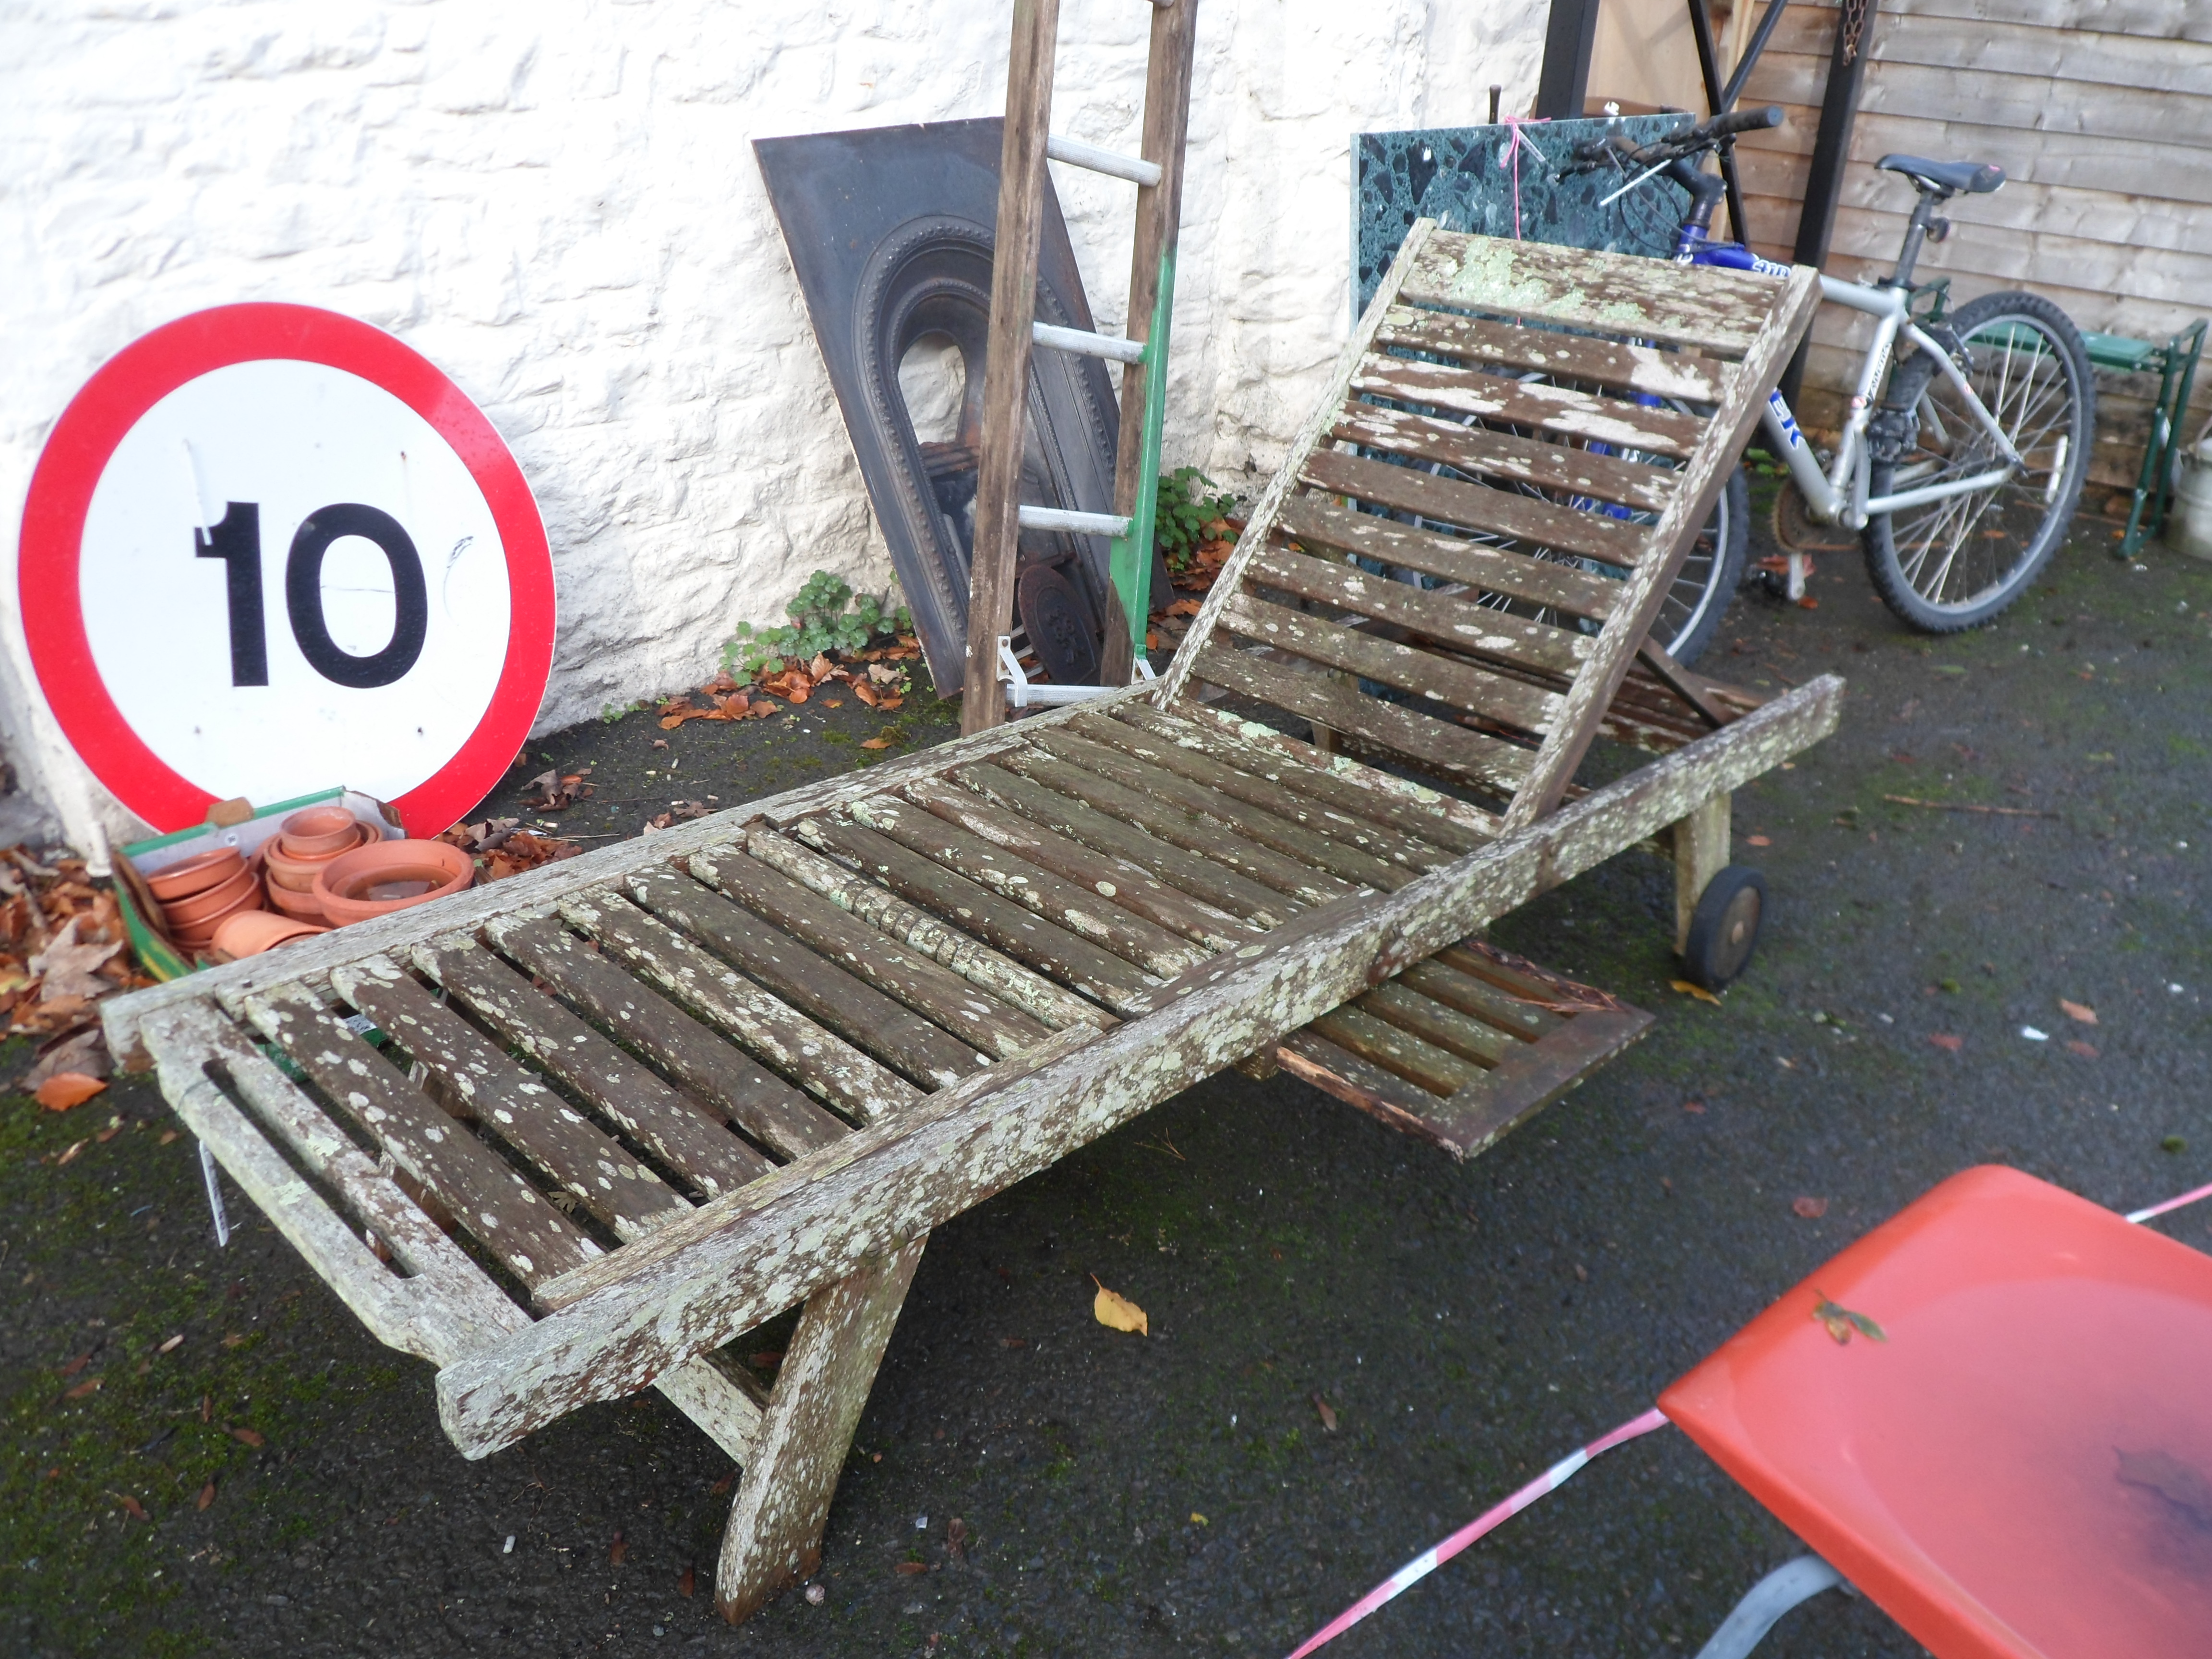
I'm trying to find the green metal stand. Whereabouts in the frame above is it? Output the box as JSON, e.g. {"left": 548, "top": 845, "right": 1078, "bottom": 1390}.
{"left": 1106, "top": 248, "right": 1175, "bottom": 663}
{"left": 2084, "top": 318, "right": 2206, "bottom": 560}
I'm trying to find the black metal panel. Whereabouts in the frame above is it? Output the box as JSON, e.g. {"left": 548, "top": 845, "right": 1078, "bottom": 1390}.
{"left": 755, "top": 120, "right": 1122, "bottom": 693}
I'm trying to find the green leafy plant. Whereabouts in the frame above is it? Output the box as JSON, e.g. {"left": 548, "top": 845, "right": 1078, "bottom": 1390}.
{"left": 1154, "top": 467, "right": 1237, "bottom": 572}
{"left": 722, "top": 572, "right": 911, "bottom": 679}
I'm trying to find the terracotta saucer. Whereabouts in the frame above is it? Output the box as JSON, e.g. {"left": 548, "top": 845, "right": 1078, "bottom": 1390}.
{"left": 313, "top": 839, "right": 473, "bottom": 928}
{"left": 173, "top": 884, "right": 265, "bottom": 949}
{"left": 148, "top": 846, "right": 244, "bottom": 902}
{"left": 161, "top": 862, "right": 260, "bottom": 928}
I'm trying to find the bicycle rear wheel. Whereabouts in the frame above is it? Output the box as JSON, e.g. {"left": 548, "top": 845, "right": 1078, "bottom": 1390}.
{"left": 1863, "top": 290, "right": 2094, "bottom": 631}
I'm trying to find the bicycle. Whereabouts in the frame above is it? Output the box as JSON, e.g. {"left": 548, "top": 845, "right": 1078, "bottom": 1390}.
{"left": 1572, "top": 107, "right": 2097, "bottom": 633}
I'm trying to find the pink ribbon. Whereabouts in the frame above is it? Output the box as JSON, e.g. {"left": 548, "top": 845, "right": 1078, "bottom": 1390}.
{"left": 1283, "top": 1407, "right": 1671, "bottom": 1659}
{"left": 1496, "top": 114, "right": 1551, "bottom": 240}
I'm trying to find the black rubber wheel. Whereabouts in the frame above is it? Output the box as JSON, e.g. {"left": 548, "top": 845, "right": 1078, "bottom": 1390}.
{"left": 1683, "top": 864, "right": 1767, "bottom": 991}
{"left": 1863, "top": 290, "right": 2094, "bottom": 632}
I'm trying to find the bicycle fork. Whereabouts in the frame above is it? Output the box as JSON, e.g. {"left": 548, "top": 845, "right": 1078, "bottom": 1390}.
{"left": 1757, "top": 275, "right": 2027, "bottom": 533}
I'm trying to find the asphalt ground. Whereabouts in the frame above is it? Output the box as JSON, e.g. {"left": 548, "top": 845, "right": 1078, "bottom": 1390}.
{"left": 6, "top": 507, "right": 2210, "bottom": 1658}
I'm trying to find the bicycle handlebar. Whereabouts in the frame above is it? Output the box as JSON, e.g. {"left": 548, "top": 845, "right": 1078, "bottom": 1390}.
{"left": 1564, "top": 104, "right": 1786, "bottom": 174}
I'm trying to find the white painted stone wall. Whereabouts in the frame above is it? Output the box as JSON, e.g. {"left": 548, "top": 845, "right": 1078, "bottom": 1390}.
{"left": 1, "top": 0, "right": 1546, "bottom": 851}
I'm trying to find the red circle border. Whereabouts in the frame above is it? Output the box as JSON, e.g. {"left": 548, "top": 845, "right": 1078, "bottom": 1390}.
{"left": 19, "top": 303, "right": 556, "bottom": 837}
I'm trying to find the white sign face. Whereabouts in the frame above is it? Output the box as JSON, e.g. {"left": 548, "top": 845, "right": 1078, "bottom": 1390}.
{"left": 79, "top": 360, "right": 513, "bottom": 809}
{"left": 20, "top": 304, "right": 554, "bottom": 835}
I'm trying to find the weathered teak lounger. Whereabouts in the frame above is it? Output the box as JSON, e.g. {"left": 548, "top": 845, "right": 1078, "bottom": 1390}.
{"left": 103, "top": 224, "right": 1841, "bottom": 1622}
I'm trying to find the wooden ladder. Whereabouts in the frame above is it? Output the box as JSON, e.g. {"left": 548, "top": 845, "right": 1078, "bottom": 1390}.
{"left": 959, "top": 0, "right": 1201, "bottom": 734}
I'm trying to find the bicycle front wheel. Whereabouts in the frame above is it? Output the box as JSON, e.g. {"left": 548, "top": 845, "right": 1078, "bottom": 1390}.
{"left": 1863, "top": 290, "right": 2095, "bottom": 631}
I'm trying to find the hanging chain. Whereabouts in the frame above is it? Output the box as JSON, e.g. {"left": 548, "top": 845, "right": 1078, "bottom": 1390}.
{"left": 1841, "top": 0, "right": 1873, "bottom": 64}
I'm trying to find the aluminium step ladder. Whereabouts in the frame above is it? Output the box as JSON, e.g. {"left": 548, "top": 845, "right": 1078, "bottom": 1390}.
{"left": 959, "top": 0, "right": 1201, "bottom": 733}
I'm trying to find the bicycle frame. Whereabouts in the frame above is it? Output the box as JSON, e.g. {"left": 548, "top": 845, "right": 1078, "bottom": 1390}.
{"left": 1755, "top": 276, "right": 2025, "bottom": 531}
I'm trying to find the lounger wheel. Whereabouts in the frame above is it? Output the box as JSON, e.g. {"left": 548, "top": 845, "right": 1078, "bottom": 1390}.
{"left": 1682, "top": 865, "right": 1766, "bottom": 991}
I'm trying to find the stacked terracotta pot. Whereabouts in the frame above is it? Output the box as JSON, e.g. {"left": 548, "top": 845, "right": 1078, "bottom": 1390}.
{"left": 148, "top": 847, "right": 269, "bottom": 956}
{"left": 261, "top": 806, "right": 373, "bottom": 926}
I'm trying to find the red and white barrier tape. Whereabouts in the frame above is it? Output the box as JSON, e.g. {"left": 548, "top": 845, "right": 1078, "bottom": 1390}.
{"left": 1286, "top": 1175, "right": 2212, "bottom": 1659}
{"left": 1283, "top": 1407, "right": 1669, "bottom": 1659}
{"left": 2127, "top": 1178, "right": 2212, "bottom": 1225}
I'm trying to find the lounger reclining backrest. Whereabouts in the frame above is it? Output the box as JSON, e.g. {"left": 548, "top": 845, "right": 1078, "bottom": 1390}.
{"left": 1158, "top": 220, "right": 1819, "bottom": 828}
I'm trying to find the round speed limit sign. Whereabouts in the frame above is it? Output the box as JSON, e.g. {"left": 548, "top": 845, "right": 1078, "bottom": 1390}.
{"left": 19, "top": 303, "right": 555, "bottom": 835}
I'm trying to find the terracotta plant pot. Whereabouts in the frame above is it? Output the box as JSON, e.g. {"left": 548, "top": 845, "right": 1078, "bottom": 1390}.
{"left": 173, "top": 885, "right": 266, "bottom": 950}
{"left": 264, "top": 828, "right": 367, "bottom": 892}
{"left": 160, "top": 862, "right": 261, "bottom": 928}
{"left": 278, "top": 806, "right": 362, "bottom": 857}
{"left": 148, "top": 846, "right": 245, "bottom": 902}
{"left": 212, "top": 910, "right": 329, "bottom": 958}
{"left": 266, "top": 881, "right": 329, "bottom": 924}
{"left": 313, "top": 839, "right": 473, "bottom": 928}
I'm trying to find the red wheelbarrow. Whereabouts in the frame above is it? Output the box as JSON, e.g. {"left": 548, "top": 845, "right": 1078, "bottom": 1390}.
{"left": 1292, "top": 1165, "right": 2212, "bottom": 1659}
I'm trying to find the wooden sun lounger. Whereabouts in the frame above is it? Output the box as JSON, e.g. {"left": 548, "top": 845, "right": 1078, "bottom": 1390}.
{"left": 102, "top": 223, "right": 1839, "bottom": 1623}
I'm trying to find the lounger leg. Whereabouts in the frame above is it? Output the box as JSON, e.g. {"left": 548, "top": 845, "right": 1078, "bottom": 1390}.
{"left": 1672, "top": 792, "right": 1732, "bottom": 955}
{"left": 715, "top": 1238, "right": 927, "bottom": 1622}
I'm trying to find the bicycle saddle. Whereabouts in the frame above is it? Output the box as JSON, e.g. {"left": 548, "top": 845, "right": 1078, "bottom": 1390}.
{"left": 1876, "top": 154, "right": 2004, "bottom": 195}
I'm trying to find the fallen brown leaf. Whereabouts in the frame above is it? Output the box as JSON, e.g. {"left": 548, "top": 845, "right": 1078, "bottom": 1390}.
{"left": 710, "top": 1470, "right": 735, "bottom": 1495}
{"left": 27, "top": 1027, "right": 110, "bottom": 1090}
{"left": 114, "top": 1493, "right": 147, "bottom": 1522}
{"left": 2060, "top": 998, "right": 2097, "bottom": 1025}
{"left": 875, "top": 694, "right": 904, "bottom": 711}
{"left": 2066, "top": 1039, "right": 2100, "bottom": 1059}
{"left": 1928, "top": 1033, "right": 1963, "bottom": 1052}
{"left": 860, "top": 736, "right": 893, "bottom": 750}
{"left": 58, "top": 1351, "right": 91, "bottom": 1377}
{"left": 54, "top": 1137, "right": 88, "bottom": 1165}
{"left": 609, "top": 1530, "right": 627, "bottom": 1566}
{"left": 1745, "top": 834, "right": 1772, "bottom": 847}
{"left": 1792, "top": 1196, "right": 1829, "bottom": 1219}
{"left": 1165, "top": 598, "right": 1203, "bottom": 618}
{"left": 1312, "top": 1394, "right": 1337, "bottom": 1432}
{"left": 36, "top": 1072, "right": 107, "bottom": 1112}
{"left": 159, "top": 1129, "right": 179, "bottom": 1145}
{"left": 678, "top": 1563, "right": 696, "bottom": 1598}
{"left": 221, "top": 1333, "right": 247, "bottom": 1349}
{"left": 894, "top": 1561, "right": 928, "bottom": 1575}
{"left": 197, "top": 1481, "right": 216, "bottom": 1511}
{"left": 1091, "top": 1275, "right": 1148, "bottom": 1335}
{"left": 64, "top": 1377, "right": 102, "bottom": 1400}
{"left": 30, "top": 915, "right": 123, "bottom": 1001}
{"left": 947, "top": 1516, "right": 968, "bottom": 1559}
{"left": 228, "top": 1426, "right": 264, "bottom": 1448}
{"left": 852, "top": 680, "right": 880, "bottom": 707}
{"left": 1669, "top": 979, "right": 1723, "bottom": 1006}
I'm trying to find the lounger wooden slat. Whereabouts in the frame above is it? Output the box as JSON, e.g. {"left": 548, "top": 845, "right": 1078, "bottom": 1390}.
{"left": 332, "top": 957, "right": 690, "bottom": 1240}
{"left": 1216, "top": 590, "right": 1564, "bottom": 738}
{"left": 1349, "top": 355, "right": 1708, "bottom": 463}
{"left": 1279, "top": 491, "right": 1628, "bottom": 615}
{"left": 1329, "top": 401, "right": 1680, "bottom": 517}
{"left": 1398, "top": 230, "right": 1779, "bottom": 358}
{"left": 680, "top": 856, "right": 1052, "bottom": 1061}
{"left": 791, "top": 817, "right": 1164, "bottom": 1016}
{"left": 1130, "top": 701, "right": 1500, "bottom": 852}
{"left": 1022, "top": 727, "right": 1409, "bottom": 891}
{"left": 1063, "top": 709, "right": 1452, "bottom": 871}
{"left": 1245, "top": 544, "right": 1594, "bottom": 680}
{"left": 615, "top": 866, "right": 991, "bottom": 1088}
{"left": 906, "top": 772, "right": 1283, "bottom": 940}
{"left": 735, "top": 831, "right": 1110, "bottom": 1035}
{"left": 1373, "top": 306, "right": 1730, "bottom": 404}
{"left": 483, "top": 913, "right": 837, "bottom": 1158}
{"left": 1190, "top": 644, "right": 1536, "bottom": 795}
{"left": 1300, "top": 445, "right": 1656, "bottom": 568}
{"left": 847, "top": 791, "right": 1217, "bottom": 975}
{"left": 108, "top": 223, "right": 1833, "bottom": 1629}
{"left": 237, "top": 983, "right": 601, "bottom": 1285}
{"left": 419, "top": 938, "right": 774, "bottom": 1198}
